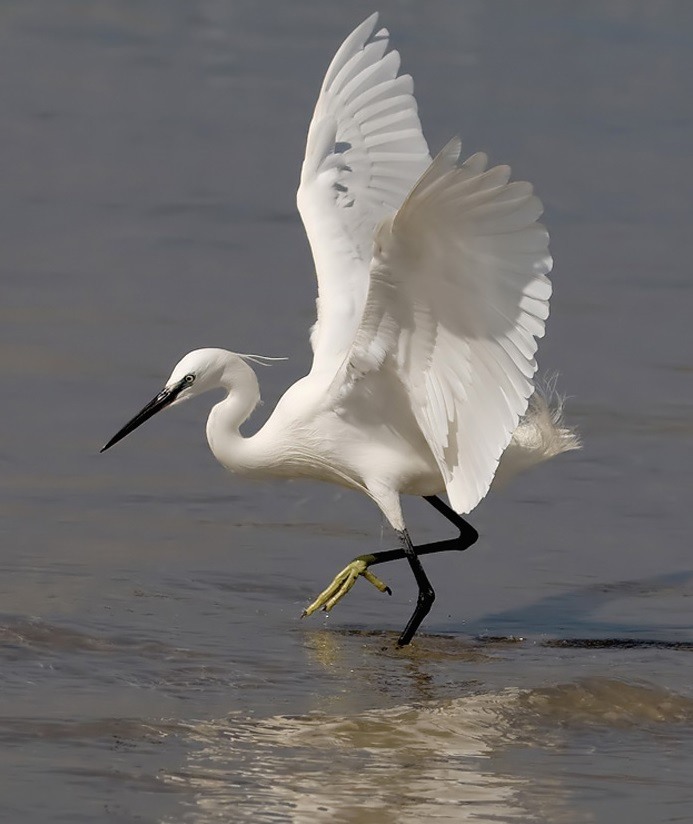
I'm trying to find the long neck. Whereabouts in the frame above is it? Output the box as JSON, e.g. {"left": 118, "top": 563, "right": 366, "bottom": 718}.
{"left": 205, "top": 358, "right": 262, "bottom": 474}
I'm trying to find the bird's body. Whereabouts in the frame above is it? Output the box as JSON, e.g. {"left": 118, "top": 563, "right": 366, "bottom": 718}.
{"left": 102, "top": 14, "right": 579, "bottom": 644}
{"left": 201, "top": 352, "right": 441, "bottom": 527}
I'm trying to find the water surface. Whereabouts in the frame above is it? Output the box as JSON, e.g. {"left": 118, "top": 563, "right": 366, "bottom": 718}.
{"left": 1, "top": 1, "right": 692, "bottom": 822}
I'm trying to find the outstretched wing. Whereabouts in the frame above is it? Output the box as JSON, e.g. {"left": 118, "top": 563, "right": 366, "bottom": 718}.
{"left": 339, "top": 140, "right": 553, "bottom": 514}
{"left": 297, "top": 13, "right": 431, "bottom": 374}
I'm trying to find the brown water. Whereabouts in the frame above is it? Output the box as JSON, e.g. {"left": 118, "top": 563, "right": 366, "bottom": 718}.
{"left": 2, "top": 1, "right": 693, "bottom": 822}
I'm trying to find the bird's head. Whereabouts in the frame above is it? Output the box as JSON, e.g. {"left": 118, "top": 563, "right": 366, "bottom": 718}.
{"left": 100, "top": 348, "right": 250, "bottom": 453}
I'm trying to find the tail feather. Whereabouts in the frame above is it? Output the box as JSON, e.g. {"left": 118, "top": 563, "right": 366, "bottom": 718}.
{"left": 491, "top": 375, "right": 580, "bottom": 489}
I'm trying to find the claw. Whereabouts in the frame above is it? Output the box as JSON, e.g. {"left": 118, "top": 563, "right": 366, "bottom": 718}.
{"left": 302, "top": 557, "right": 392, "bottom": 617}
{"left": 363, "top": 569, "right": 392, "bottom": 595}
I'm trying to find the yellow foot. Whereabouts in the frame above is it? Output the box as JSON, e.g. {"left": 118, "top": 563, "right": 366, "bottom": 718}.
{"left": 301, "top": 556, "right": 392, "bottom": 617}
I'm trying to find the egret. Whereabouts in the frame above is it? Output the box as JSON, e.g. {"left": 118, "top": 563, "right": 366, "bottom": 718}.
{"left": 101, "top": 14, "right": 579, "bottom": 646}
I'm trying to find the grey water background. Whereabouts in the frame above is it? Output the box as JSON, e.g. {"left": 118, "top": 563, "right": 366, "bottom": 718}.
{"left": 1, "top": 0, "right": 692, "bottom": 821}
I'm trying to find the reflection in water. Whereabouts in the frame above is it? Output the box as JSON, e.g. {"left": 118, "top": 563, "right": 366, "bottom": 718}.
{"left": 302, "top": 629, "right": 494, "bottom": 709}
{"left": 167, "top": 692, "right": 536, "bottom": 824}
{"left": 161, "top": 678, "right": 693, "bottom": 824}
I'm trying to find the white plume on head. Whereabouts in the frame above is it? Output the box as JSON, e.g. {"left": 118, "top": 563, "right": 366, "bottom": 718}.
{"left": 238, "top": 353, "right": 288, "bottom": 367}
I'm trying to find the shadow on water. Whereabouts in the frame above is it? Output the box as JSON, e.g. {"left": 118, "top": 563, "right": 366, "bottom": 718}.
{"left": 463, "top": 570, "right": 693, "bottom": 639}
{"left": 544, "top": 637, "right": 693, "bottom": 651}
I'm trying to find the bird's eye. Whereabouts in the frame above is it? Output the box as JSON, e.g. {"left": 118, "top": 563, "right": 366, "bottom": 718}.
{"left": 184, "top": 374, "right": 195, "bottom": 384}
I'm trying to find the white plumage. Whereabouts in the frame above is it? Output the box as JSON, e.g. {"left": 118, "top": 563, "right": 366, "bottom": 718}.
{"left": 296, "top": 13, "right": 559, "bottom": 515}
{"left": 297, "top": 13, "right": 431, "bottom": 369}
{"left": 102, "top": 14, "right": 579, "bottom": 643}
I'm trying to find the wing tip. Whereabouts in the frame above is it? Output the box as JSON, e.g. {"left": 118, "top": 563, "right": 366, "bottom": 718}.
{"left": 321, "top": 13, "right": 383, "bottom": 92}
{"left": 363, "top": 11, "right": 380, "bottom": 29}
{"left": 439, "top": 136, "right": 463, "bottom": 165}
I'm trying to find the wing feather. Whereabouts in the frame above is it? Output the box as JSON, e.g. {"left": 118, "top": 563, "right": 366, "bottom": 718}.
{"left": 337, "top": 140, "right": 553, "bottom": 513}
{"left": 297, "top": 14, "right": 431, "bottom": 374}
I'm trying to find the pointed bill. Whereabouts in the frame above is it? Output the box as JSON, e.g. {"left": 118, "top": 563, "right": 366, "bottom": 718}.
{"left": 100, "top": 378, "right": 186, "bottom": 453}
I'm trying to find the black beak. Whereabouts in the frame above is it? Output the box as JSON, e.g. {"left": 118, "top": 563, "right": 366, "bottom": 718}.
{"left": 100, "top": 379, "right": 186, "bottom": 453}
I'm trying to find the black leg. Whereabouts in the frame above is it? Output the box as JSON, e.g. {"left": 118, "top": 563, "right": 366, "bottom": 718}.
{"left": 387, "top": 497, "right": 478, "bottom": 646}
{"left": 301, "top": 496, "right": 479, "bottom": 643}
{"left": 423, "top": 495, "right": 479, "bottom": 545}
{"left": 396, "top": 528, "right": 436, "bottom": 646}
{"left": 351, "top": 496, "right": 478, "bottom": 569}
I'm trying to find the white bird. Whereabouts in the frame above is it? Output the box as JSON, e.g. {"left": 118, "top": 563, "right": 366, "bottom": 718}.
{"left": 102, "top": 14, "right": 579, "bottom": 646}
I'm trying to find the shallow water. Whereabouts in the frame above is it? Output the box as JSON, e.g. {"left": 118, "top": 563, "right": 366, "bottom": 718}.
{"left": 1, "top": 1, "right": 692, "bottom": 822}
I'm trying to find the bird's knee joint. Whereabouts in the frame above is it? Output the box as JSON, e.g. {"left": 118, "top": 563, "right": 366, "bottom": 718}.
{"left": 417, "top": 589, "right": 435, "bottom": 609}
{"left": 458, "top": 526, "right": 479, "bottom": 547}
